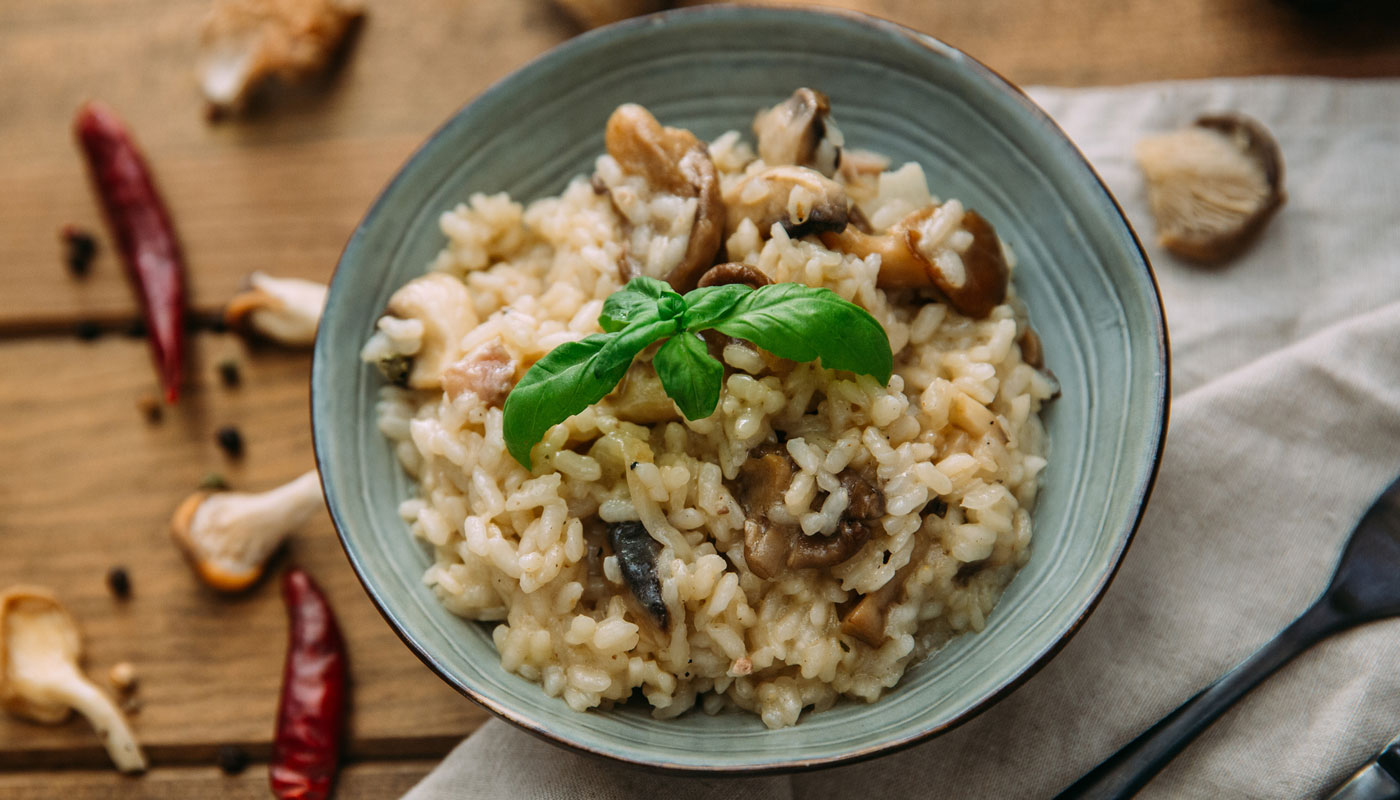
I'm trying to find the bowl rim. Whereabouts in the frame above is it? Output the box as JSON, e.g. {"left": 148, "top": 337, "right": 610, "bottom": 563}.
{"left": 311, "top": 3, "right": 1170, "bottom": 775}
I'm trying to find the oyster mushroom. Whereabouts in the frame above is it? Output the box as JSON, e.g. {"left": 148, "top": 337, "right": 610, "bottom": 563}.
{"left": 603, "top": 103, "right": 724, "bottom": 291}
{"left": 753, "top": 87, "right": 843, "bottom": 176}
{"left": 224, "top": 272, "right": 327, "bottom": 346}
{"left": 170, "top": 470, "right": 323, "bottom": 592}
{"left": 822, "top": 203, "right": 1009, "bottom": 319}
{"left": 199, "top": 0, "right": 364, "bottom": 116}
{"left": 199, "top": 0, "right": 364, "bottom": 117}
{"left": 724, "top": 165, "right": 849, "bottom": 240}
{"left": 0, "top": 587, "right": 146, "bottom": 773}
{"left": 1135, "top": 113, "right": 1286, "bottom": 263}
{"left": 383, "top": 272, "right": 478, "bottom": 390}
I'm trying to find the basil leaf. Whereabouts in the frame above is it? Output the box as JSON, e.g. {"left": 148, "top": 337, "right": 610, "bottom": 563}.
{"left": 710, "top": 284, "right": 893, "bottom": 384}
{"left": 590, "top": 315, "right": 678, "bottom": 380}
{"left": 653, "top": 333, "right": 723, "bottom": 420}
{"left": 599, "top": 276, "right": 676, "bottom": 332}
{"left": 502, "top": 334, "right": 626, "bottom": 469}
{"left": 681, "top": 284, "right": 754, "bottom": 331}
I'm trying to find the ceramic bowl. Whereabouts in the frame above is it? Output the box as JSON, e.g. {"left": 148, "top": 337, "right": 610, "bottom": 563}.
{"left": 312, "top": 5, "right": 1168, "bottom": 773}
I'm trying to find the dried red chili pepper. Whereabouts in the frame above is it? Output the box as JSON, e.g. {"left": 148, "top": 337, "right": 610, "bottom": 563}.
{"left": 271, "top": 568, "right": 347, "bottom": 800}
{"left": 74, "top": 101, "right": 188, "bottom": 403}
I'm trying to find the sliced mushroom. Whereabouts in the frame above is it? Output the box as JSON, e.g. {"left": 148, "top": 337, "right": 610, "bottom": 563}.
{"left": 607, "top": 521, "right": 668, "bottom": 628}
{"left": 199, "top": 0, "right": 364, "bottom": 117}
{"left": 725, "top": 165, "right": 849, "bottom": 240}
{"left": 442, "top": 338, "right": 516, "bottom": 406}
{"left": 1135, "top": 113, "right": 1285, "bottom": 263}
{"left": 171, "top": 470, "right": 323, "bottom": 592}
{"left": 697, "top": 262, "right": 772, "bottom": 289}
{"left": 0, "top": 587, "right": 146, "bottom": 773}
{"left": 737, "top": 446, "right": 887, "bottom": 577}
{"left": 224, "top": 272, "right": 328, "bottom": 346}
{"left": 753, "top": 88, "right": 843, "bottom": 176}
{"left": 839, "top": 560, "right": 915, "bottom": 648}
{"left": 822, "top": 204, "right": 1009, "bottom": 319}
{"left": 786, "top": 469, "right": 885, "bottom": 570}
{"left": 384, "top": 273, "right": 478, "bottom": 390}
{"left": 604, "top": 104, "right": 724, "bottom": 291}
{"left": 1017, "top": 324, "right": 1044, "bottom": 370}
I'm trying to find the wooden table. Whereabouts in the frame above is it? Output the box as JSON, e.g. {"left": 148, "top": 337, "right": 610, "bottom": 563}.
{"left": 1, "top": 0, "right": 1396, "bottom": 796}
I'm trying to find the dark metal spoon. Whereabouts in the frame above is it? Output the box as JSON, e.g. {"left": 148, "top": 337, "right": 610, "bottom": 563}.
{"left": 1055, "top": 474, "right": 1400, "bottom": 800}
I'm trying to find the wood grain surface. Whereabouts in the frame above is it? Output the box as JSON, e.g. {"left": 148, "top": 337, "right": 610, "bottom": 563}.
{"left": 1, "top": 0, "right": 1395, "bottom": 796}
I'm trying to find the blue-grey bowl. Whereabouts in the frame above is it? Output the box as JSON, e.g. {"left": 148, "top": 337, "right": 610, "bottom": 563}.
{"left": 312, "top": 5, "right": 1168, "bottom": 773}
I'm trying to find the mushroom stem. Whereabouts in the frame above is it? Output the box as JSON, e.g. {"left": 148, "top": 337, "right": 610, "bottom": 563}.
{"left": 59, "top": 673, "right": 148, "bottom": 773}
{"left": 0, "top": 588, "right": 147, "bottom": 773}
{"left": 171, "top": 470, "right": 324, "bottom": 592}
{"left": 224, "top": 272, "right": 328, "bottom": 346}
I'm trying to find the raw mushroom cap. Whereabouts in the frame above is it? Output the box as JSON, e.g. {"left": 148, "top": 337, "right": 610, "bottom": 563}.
{"left": 1135, "top": 112, "right": 1286, "bottom": 263}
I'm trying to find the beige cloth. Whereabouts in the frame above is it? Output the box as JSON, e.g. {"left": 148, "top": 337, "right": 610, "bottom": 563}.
{"left": 403, "top": 78, "right": 1400, "bottom": 799}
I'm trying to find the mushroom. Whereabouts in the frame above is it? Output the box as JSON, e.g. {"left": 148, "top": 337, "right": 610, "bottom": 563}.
{"left": 724, "top": 165, "right": 849, "bottom": 240}
{"left": 552, "top": 0, "right": 668, "bottom": 29}
{"left": 383, "top": 272, "right": 479, "bottom": 390}
{"left": 604, "top": 103, "right": 724, "bottom": 291}
{"left": 822, "top": 203, "right": 1010, "bottom": 319}
{"left": 839, "top": 561, "right": 915, "bottom": 648}
{"left": 224, "top": 272, "right": 328, "bottom": 346}
{"left": 736, "top": 446, "right": 887, "bottom": 578}
{"left": 753, "top": 87, "right": 843, "bottom": 176}
{"left": 607, "top": 521, "right": 668, "bottom": 628}
{"left": 787, "top": 468, "right": 885, "bottom": 570}
{"left": 696, "top": 262, "right": 772, "bottom": 290}
{"left": 442, "top": 338, "right": 517, "bottom": 406}
{"left": 199, "top": 0, "right": 364, "bottom": 117}
{"left": 0, "top": 587, "right": 146, "bottom": 773}
{"left": 1135, "top": 113, "right": 1286, "bottom": 263}
{"left": 608, "top": 361, "right": 680, "bottom": 424}
{"left": 170, "top": 470, "right": 323, "bottom": 592}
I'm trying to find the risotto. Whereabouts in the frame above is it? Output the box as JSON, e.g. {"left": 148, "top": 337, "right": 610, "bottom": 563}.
{"left": 361, "top": 89, "right": 1058, "bottom": 729}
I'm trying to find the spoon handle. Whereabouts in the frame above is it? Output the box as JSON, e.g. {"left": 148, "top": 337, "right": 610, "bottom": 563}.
{"left": 1054, "top": 598, "right": 1347, "bottom": 799}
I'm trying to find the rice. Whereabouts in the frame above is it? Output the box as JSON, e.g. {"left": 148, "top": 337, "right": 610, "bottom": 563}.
{"left": 362, "top": 97, "right": 1055, "bottom": 729}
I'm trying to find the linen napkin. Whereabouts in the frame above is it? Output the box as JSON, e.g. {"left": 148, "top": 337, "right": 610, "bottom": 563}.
{"left": 403, "top": 77, "right": 1400, "bottom": 800}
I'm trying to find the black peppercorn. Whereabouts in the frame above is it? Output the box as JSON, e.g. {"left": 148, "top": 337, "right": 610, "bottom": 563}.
{"left": 106, "top": 566, "right": 131, "bottom": 599}
{"left": 215, "top": 426, "right": 244, "bottom": 458}
{"left": 215, "top": 744, "right": 250, "bottom": 775}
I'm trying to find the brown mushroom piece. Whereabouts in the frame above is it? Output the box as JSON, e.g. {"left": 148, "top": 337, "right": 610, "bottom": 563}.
{"left": 1135, "top": 112, "right": 1286, "bottom": 263}
{"left": 839, "top": 560, "right": 916, "bottom": 648}
{"left": 787, "top": 469, "right": 885, "bottom": 570}
{"left": 753, "top": 87, "right": 842, "bottom": 176}
{"left": 604, "top": 103, "right": 724, "bottom": 292}
{"left": 725, "top": 165, "right": 849, "bottom": 240}
{"left": 736, "top": 445, "right": 796, "bottom": 580}
{"left": 696, "top": 262, "right": 772, "bottom": 289}
{"left": 607, "top": 521, "right": 668, "bottom": 628}
{"left": 821, "top": 205, "right": 1009, "bottom": 319}
{"left": 0, "top": 587, "right": 147, "bottom": 773}
{"left": 737, "top": 446, "right": 888, "bottom": 577}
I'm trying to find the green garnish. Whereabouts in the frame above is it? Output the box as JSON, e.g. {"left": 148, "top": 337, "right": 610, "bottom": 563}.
{"left": 502, "top": 276, "right": 893, "bottom": 468}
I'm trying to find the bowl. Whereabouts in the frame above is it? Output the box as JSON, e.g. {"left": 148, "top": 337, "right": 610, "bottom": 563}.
{"left": 311, "top": 5, "right": 1168, "bottom": 773}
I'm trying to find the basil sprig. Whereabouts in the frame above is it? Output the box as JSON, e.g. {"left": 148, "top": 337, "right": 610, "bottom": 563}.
{"left": 502, "top": 276, "right": 893, "bottom": 468}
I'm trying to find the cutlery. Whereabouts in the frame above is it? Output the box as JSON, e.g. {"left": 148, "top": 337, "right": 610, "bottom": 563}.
{"left": 1055, "top": 474, "right": 1400, "bottom": 799}
{"left": 1326, "top": 728, "right": 1400, "bottom": 799}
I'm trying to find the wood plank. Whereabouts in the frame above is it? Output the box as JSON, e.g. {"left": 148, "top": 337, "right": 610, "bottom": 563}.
{"left": 0, "top": 761, "right": 437, "bottom": 799}
{"left": 0, "top": 0, "right": 572, "bottom": 330}
{"left": 4, "top": 0, "right": 1399, "bottom": 329}
{"left": 0, "top": 334, "right": 486, "bottom": 769}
